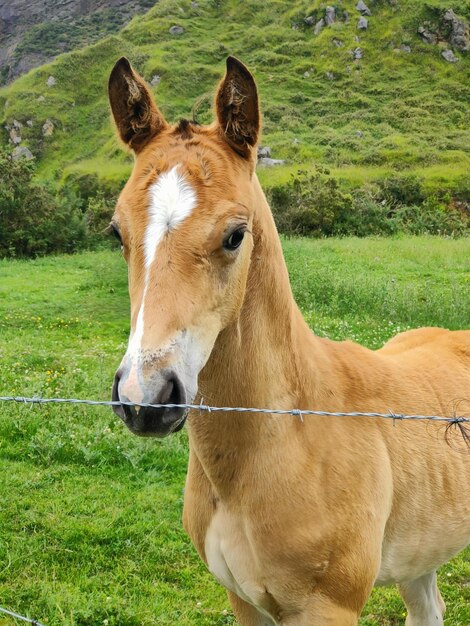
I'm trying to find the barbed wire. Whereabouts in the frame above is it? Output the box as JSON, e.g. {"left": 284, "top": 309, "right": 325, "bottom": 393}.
{"left": 0, "top": 396, "right": 468, "bottom": 424}
{"left": 0, "top": 606, "right": 45, "bottom": 626}
{"left": 0, "top": 395, "right": 468, "bottom": 624}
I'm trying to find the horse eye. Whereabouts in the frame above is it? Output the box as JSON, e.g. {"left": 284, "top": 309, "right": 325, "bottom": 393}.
{"left": 109, "top": 223, "right": 123, "bottom": 246}
{"left": 223, "top": 228, "right": 245, "bottom": 251}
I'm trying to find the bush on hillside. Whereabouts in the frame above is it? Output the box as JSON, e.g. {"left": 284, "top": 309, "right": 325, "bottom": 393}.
{"left": 269, "top": 170, "right": 469, "bottom": 238}
{"left": 377, "top": 174, "right": 426, "bottom": 208}
{"left": 85, "top": 191, "right": 117, "bottom": 242}
{"left": 0, "top": 151, "right": 87, "bottom": 258}
{"left": 269, "top": 169, "right": 353, "bottom": 237}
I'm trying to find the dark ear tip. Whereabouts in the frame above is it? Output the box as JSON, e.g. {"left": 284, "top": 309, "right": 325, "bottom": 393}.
{"left": 226, "top": 56, "right": 252, "bottom": 78}
{"left": 110, "top": 57, "right": 132, "bottom": 81}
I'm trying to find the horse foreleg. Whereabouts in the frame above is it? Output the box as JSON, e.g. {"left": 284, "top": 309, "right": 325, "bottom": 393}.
{"left": 398, "top": 571, "right": 445, "bottom": 626}
{"left": 228, "top": 591, "right": 277, "bottom": 626}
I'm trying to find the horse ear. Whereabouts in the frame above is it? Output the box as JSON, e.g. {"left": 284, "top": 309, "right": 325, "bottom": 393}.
{"left": 215, "top": 56, "right": 260, "bottom": 158}
{"left": 108, "top": 57, "right": 167, "bottom": 152}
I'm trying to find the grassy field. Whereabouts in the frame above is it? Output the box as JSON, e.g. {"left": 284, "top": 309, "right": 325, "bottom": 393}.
{"left": 0, "top": 237, "right": 469, "bottom": 625}
{"left": 1, "top": 0, "right": 469, "bottom": 197}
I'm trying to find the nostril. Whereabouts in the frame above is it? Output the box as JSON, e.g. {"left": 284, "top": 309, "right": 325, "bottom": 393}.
{"left": 112, "top": 371, "right": 121, "bottom": 402}
{"left": 156, "top": 374, "right": 184, "bottom": 407}
{"left": 112, "top": 370, "right": 134, "bottom": 421}
{"left": 159, "top": 378, "right": 174, "bottom": 404}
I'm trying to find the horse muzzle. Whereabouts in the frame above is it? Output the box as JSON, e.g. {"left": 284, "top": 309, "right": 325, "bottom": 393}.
{"left": 112, "top": 367, "right": 188, "bottom": 437}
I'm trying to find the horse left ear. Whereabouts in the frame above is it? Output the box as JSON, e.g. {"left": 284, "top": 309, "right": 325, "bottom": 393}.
{"left": 215, "top": 56, "right": 260, "bottom": 159}
{"left": 108, "top": 57, "right": 168, "bottom": 152}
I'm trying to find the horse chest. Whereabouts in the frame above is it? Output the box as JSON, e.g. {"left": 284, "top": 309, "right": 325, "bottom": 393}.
{"left": 204, "top": 507, "right": 279, "bottom": 623}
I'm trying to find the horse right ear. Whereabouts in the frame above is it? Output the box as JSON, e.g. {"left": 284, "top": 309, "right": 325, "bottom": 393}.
{"left": 108, "top": 57, "right": 167, "bottom": 153}
{"left": 215, "top": 56, "right": 260, "bottom": 159}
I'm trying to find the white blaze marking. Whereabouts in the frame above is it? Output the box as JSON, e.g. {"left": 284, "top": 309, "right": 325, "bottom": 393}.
{"left": 145, "top": 165, "right": 197, "bottom": 268}
{"left": 126, "top": 165, "right": 197, "bottom": 364}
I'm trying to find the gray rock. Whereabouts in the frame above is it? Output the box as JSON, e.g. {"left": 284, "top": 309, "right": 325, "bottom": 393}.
{"left": 304, "top": 15, "right": 315, "bottom": 26}
{"left": 303, "top": 71, "right": 311, "bottom": 78}
{"left": 257, "top": 157, "right": 285, "bottom": 167}
{"left": 37, "top": 95, "right": 45, "bottom": 102}
{"left": 293, "top": 138, "right": 299, "bottom": 145}
{"left": 326, "top": 71, "right": 335, "bottom": 80}
{"left": 358, "top": 16, "right": 368, "bottom": 30}
{"left": 417, "top": 26, "right": 437, "bottom": 45}
{"left": 12, "top": 146, "right": 34, "bottom": 160}
{"left": 42, "top": 119, "right": 54, "bottom": 136}
{"left": 442, "top": 49, "right": 459, "bottom": 63}
{"left": 257, "top": 146, "right": 271, "bottom": 158}
{"left": 355, "top": 130, "right": 364, "bottom": 137}
{"left": 356, "top": 1, "right": 371, "bottom": 16}
{"left": 46, "top": 75, "right": 56, "bottom": 87}
{"left": 26, "top": 119, "right": 33, "bottom": 127}
{"left": 314, "top": 18, "right": 325, "bottom": 35}
{"left": 343, "top": 10, "right": 350, "bottom": 22}
{"left": 150, "top": 74, "right": 161, "bottom": 86}
{"left": 332, "top": 38, "right": 344, "bottom": 47}
{"left": 400, "top": 44, "right": 411, "bottom": 53}
{"left": 353, "top": 47, "right": 363, "bottom": 59}
{"left": 9, "top": 128, "right": 21, "bottom": 144}
{"left": 443, "top": 9, "right": 470, "bottom": 52}
{"left": 325, "top": 6, "right": 336, "bottom": 26}
{"left": 169, "top": 25, "right": 184, "bottom": 35}
{"left": 13, "top": 119, "right": 22, "bottom": 129}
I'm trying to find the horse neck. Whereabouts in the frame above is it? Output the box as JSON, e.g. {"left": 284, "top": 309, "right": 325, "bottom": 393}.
{"left": 190, "top": 175, "right": 326, "bottom": 491}
{"left": 200, "top": 174, "right": 302, "bottom": 408}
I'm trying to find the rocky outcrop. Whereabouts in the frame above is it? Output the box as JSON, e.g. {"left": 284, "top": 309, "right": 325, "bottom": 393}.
{"left": 358, "top": 17, "right": 368, "bottom": 30}
{"left": 257, "top": 146, "right": 272, "bottom": 159}
{"left": 443, "top": 9, "right": 470, "bottom": 51}
{"left": 442, "top": 49, "right": 459, "bottom": 62}
{"left": 324, "top": 7, "right": 336, "bottom": 26}
{"left": 12, "top": 145, "right": 33, "bottom": 160}
{"left": 258, "top": 157, "right": 285, "bottom": 167}
{"left": 42, "top": 119, "right": 54, "bottom": 136}
{"left": 314, "top": 19, "right": 325, "bottom": 35}
{"left": 417, "top": 9, "right": 469, "bottom": 54}
{"left": 417, "top": 26, "right": 437, "bottom": 45}
{"left": 257, "top": 146, "right": 284, "bottom": 167}
{"left": 356, "top": 1, "right": 371, "bottom": 17}
{"left": 169, "top": 25, "right": 184, "bottom": 35}
{"left": 0, "top": 0, "right": 155, "bottom": 84}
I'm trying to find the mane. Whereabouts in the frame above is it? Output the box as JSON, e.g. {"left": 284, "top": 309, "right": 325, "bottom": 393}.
{"left": 174, "top": 118, "right": 200, "bottom": 140}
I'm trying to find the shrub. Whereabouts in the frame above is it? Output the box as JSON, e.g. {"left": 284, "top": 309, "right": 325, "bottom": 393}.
{"left": 85, "top": 191, "right": 117, "bottom": 244}
{"left": 268, "top": 170, "right": 469, "bottom": 238}
{"left": 393, "top": 197, "right": 469, "bottom": 236}
{"left": 269, "top": 169, "right": 353, "bottom": 237}
{"left": 0, "top": 151, "right": 87, "bottom": 257}
{"left": 335, "top": 190, "right": 397, "bottom": 237}
{"left": 377, "top": 174, "right": 426, "bottom": 208}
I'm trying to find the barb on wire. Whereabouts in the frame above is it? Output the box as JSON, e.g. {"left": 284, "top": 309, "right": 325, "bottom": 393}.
{"left": 0, "top": 395, "right": 468, "bottom": 424}
{"left": 0, "top": 606, "right": 45, "bottom": 626}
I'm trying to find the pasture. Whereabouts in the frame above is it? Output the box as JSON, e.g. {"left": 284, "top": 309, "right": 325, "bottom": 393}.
{"left": 0, "top": 237, "right": 469, "bottom": 625}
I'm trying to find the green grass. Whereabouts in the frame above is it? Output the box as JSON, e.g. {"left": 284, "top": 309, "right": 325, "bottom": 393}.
{"left": 0, "top": 237, "right": 469, "bottom": 625}
{"left": 1, "top": 0, "right": 469, "bottom": 196}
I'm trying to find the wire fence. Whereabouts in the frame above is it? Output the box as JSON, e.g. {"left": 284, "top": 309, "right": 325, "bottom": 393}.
{"left": 0, "top": 394, "right": 468, "bottom": 624}
{"left": 0, "top": 395, "right": 469, "bottom": 424}
{"left": 0, "top": 606, "right": 45, "bottom": 626}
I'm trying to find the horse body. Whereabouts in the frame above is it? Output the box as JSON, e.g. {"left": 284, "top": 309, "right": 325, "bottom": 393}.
{"left": 183, "top": 177, "right": 470, "bottom": 625}
{"left": 108, "top": 56, "right": 470, "bottom": 625}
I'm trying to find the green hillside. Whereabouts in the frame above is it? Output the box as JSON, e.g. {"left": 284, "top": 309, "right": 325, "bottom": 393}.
{"left": 1, "top": 0, "right": 469, "bottom": 197}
